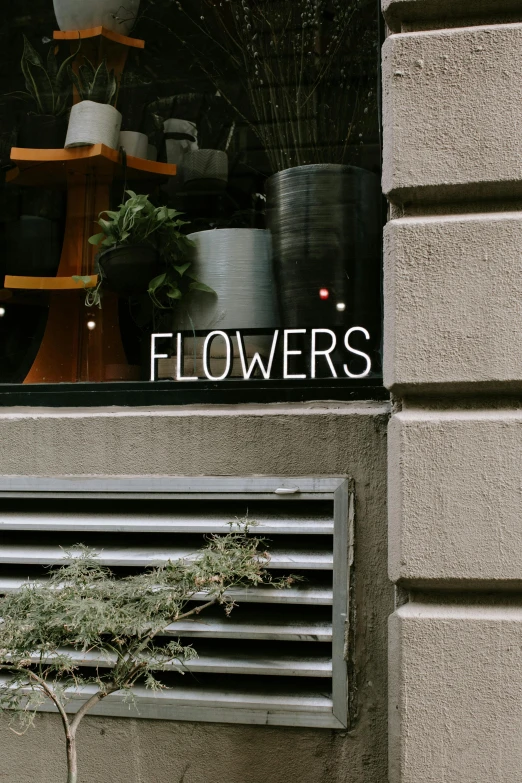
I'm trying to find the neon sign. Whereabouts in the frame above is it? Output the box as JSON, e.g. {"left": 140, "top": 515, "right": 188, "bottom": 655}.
{"left": 150, "top": 328, "right": 372, "bottom": 382}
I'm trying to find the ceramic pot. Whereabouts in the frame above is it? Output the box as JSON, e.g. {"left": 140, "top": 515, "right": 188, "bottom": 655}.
{"left": 266, "top": 164, "right": 381, "bottom": 330}
{"left": 163, "top": 119, "right": 198, "bottom": 165}
{"left": 65, "top": 101, "right": 122, "bottom": 149}
{"left": 181, "top": 229, "right": 277, "bottom": 330}
{"left": 165, "top": 229, "right": 279, "bottom": 379}
{"left": 119, "top": 131, "right": 148, "bottom": 158}
{"left": 18, "top": 114, "right": 68, "bottom": 149}
{"left": 53, "top": 0, "right": 140, "bottom": 35}
{"left": 98, "top": 244, "right": 158, "bottom": 295}
{"left": 183, "top": 149, "right": 228, "bottom": 192}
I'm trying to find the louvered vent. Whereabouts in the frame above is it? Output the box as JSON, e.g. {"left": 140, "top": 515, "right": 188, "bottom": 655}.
{"left": 0, "top": 477, "right": 352, "bottom": 729}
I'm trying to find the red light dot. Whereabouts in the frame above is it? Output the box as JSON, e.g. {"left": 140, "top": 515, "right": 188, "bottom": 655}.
{"left": 319, "top": 288, "right": 329, "bottom": 300}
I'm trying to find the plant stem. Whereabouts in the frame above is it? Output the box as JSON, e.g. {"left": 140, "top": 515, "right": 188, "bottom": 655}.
{"left": 66, "top": 734, "right": 78, "bottom": 783}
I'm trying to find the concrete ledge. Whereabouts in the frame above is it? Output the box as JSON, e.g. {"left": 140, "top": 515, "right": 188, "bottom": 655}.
{"left": 382, "top": 24, "right": 522, "bottom": 204}
{"left": 383, "top": 0, "right": 522, "bottom": 32}
{"left": 389, "top": 409, "right": 522, "bottom": 587}
{"left": 384, "top": 213, "right": 522, "bottom": 393}
{"left": 390, "top": 601, "right": 522, "bottom": 783}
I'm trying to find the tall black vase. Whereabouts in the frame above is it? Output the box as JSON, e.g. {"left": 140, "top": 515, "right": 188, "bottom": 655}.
{"left": 266, "top": 164, "right": 381, "bottom": 336}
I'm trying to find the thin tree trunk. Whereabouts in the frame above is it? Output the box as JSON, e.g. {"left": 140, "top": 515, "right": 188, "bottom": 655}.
{"left": 66, "top": 734, "right": 78, "bottom": 783}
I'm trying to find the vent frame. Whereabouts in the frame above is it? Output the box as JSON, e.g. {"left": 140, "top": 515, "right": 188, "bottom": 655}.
{"left": 0, "top": 475, "right": 353, "bottom": 730}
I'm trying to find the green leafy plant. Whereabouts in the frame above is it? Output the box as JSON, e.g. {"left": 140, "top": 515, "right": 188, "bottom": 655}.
{"left": 83, "top": 191, "right": 214, "bottom": 308}
{"left": 70, "top": 57, "right": 118, "bottom": 105}
{"left": 16, "top": 35, "right": 79, "bottom": 116}
{"left": 0, "top": 531, "right": 290, "bottom": 783}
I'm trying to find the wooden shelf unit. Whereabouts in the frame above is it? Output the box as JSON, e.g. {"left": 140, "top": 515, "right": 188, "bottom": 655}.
{"left": 5, "top": 28, "right": 175, "bottom": 383}
{"left": 7, "top": 145, "right": 177, "bottom": 189}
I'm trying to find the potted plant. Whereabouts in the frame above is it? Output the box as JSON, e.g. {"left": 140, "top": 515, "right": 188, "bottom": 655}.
{"left": 53, "top": 0, "right": 141, "bottom": 36}
{"left": 65, "top": 58, "right": 121, "bottom": 149}
{"left": 172, "top": 1, "right": 381, "bottom": 334}
{"left": 82, "top": 190, "right": 213, "bottom": 305}
{"left": 0, "top": 533, "right": 287, "bottom": 783}
{"left": 15, "top": 36, "right": 78, "bottom": 149}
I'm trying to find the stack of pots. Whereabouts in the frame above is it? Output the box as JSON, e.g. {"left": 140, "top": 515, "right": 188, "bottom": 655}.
{"left": 267, "top": 164, "right": 382, "bottom": 376}
{"left": 266, "top": 164, "right": 381, "bottom": 373}
{"left": 163, "top": 119, "right": 228, "bottom": 190}
{"left": 266, "top": 164, "right": 381, "bottom": 328}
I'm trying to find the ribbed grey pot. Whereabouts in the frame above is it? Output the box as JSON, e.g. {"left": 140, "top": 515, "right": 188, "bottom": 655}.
{"left": 266, "top": 164, "right": 381, "bottom": 330}
{"left": 178, "top": 229, "right": 279, "bottom": 331}
{"left": 172, "top": 229, "right": 280, "bottom": 378}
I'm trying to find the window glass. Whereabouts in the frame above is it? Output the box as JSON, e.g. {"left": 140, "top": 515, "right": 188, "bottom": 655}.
{"left": 0, "top": 0, "right": 381, "bottom": 390}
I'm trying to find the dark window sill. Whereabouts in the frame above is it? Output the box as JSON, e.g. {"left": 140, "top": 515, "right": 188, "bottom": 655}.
{"left": 0, "top": 378, "right": 388, "bottom": 408}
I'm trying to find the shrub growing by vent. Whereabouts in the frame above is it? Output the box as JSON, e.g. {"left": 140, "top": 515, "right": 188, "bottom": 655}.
{"left": 0, "top": 532, "right": 286, "bottom": 783}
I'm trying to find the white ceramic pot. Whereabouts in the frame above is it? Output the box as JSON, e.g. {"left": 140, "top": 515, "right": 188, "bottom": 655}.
{"left": 178, "top": 229, "right": 279, "bottom": 331}
{"left": 65, "top": 101, "right": 122, "bottom": 149}
{"left": 119, "top": 131, "right": 148, "bottom": 158}
{"left": 163, "top": 119, "right": 198, "bottom": 165}
{"left": 53, "top": 0, "right": 140, "bottom": 35}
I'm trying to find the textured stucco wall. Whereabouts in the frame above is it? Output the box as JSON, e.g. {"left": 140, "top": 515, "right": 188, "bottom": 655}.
{"left": 0, "top": 401, "right": 390, "bottom": 783}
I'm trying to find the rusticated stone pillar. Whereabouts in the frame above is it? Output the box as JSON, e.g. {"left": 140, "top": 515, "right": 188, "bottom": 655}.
{"left": 383, "top": 2, "right": 522, "bottom": 781}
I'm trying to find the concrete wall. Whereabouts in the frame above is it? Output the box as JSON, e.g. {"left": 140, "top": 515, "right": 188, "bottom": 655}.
{"left": 383, "top": 1, "right": 522, "bottom": 780}
{"left": 0, "top": 402, "right": 391, "bottom": 783}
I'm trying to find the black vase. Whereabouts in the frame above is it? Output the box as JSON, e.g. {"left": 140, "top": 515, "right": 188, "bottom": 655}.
{"left": 98, "top": 245, "right": 159, "bottom": 296}
{"left": 18, "top": 114, "right": 67, "bottom": 149}
{"left": 266, "top": 164, "right": 381, "bottom": 333}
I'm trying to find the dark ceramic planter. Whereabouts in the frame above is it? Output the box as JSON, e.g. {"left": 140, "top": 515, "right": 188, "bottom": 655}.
{"left": 266, "top": 164, "right": 381, "bottom": 331}
{"left": 18, "top": 114, "right": 67, "bottom": 149}
{"left": 98, "top": 244, "right": 159, "bottom": 296}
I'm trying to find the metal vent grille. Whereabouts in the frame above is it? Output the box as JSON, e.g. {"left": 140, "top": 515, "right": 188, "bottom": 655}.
{"left": 0, "top": 477, "right": 352, "bottom": 729}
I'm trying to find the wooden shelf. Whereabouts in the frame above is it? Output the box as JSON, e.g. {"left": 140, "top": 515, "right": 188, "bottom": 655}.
{"left": 7, "top": 145, "right": 177, "bottom": 189}
{"left": 4, "top": 275, "right": 98, "bottom": 291}
{"left": 53, "top": 26, "right": 145, "bottom": 49}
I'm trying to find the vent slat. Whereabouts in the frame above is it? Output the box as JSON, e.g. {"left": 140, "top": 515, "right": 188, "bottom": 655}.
{"left": 27, "top": 649, "right": 333, "bottom": 678}
{"left": 0, "top": 545, "right": 333, "bottom": 571}
{"left": 0, "top": 576, "right": 333, "bottom": 605}
{"left": 0, "top": 676, "right": 333, "bottom": 714}
{"left": 0, "top": 476, "right": 344, "bottom": 496}
{"left": 161, "top": 615, "right": 332, "bottom": 642}
{"left": 0, "top": 512, "right": 333, "bottom": 535}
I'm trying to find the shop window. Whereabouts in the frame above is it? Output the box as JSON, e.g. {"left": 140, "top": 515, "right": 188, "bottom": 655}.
{"left": 0, "top": 1, "right": 383, "bottom": 403}
{"left": 0, "top": 475, "right": 352, "bottom": 728}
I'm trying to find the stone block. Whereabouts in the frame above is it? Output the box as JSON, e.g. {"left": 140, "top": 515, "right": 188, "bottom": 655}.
{"left": 383, "top": 24, "right": 522, "bottom": 203}
{"left": 390, "top": 601, "right": 522, "bottom": 783}
{"left": 389, "top": 409, "right": 522, "bottom": 587}
{"left": 384, "top": 213, "right": 522, "bottom": 393}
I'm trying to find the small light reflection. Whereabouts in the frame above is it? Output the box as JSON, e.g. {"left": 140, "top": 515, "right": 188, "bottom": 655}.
{"left": 336, "top": 302, "right": 346, "bottom": 312}
{"left": 0, "top": 307, "right": 6, "bottom": 317}
{"left": 86, "top": 320, "right": 96, "bottom": 331}
{"left": 319, "top": 288, "right": 329, "bottom": 300}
